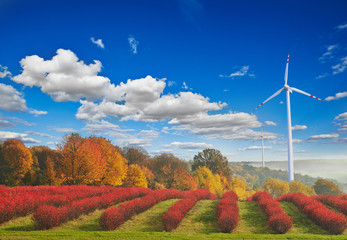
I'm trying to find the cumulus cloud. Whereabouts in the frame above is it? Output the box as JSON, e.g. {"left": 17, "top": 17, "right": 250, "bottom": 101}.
{"left": 292, "top": 125, "right": 307, "bottom": 131}
{"left": 238, "top": 146, "right": 272, "bottom": 151}
{"left": 29, "top": 109, "right": 48, "bottom": 117}
{"left": 0, "top": 65, "right": 11, "bottom": 78}
{"left": 0, "top": 120, "right": 16, "bottom": 129}
{"left": 219, "top": 66, "right": 250, "bottom": 78}
{"left": 0, "top": 131, "right": 40, "bottom": 143}
{"left": 128, "top": 35, "right": 139, "bottom": 54}
{"left": 332, "top": 56, "right": 347, "bottom": 75}
{"left": 307, "top": 133, "right": 339, "bottom": 142}
{"left": 13, "top": 49, "right": 114, "bottom": 102}
{"left": 0, "top": 83, "right": 27, "bottom": 112}
{"left": 90, "top": 37, "right": 105, "bottom": 48}
{"left": 325, "top": 91, "right": 347, "bottom": 101}
{"left": 76, "top": 76, "right": 226, "bottom": 122}
{"left": 319, "top": 45, "right": 338, "bottom": 62}
{"left": 265, "top": 121, "right": 277, "bottom": 126}
{"left": 162, "top": 141, "right": 213, "bottom": 149}
{"left": 334, "top": 112, "right": 347, "bottom": 121}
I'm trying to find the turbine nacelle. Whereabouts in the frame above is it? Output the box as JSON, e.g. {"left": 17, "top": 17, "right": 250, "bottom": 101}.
{"left": 284, "top": 85, "right": 292, "bottom": 93}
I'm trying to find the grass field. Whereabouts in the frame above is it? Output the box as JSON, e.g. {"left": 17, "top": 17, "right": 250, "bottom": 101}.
{"left": 0, "top": 200, "right": 346, "bottom": 240}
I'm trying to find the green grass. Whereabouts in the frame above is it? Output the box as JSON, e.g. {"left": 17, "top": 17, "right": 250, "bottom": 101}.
{"left": 174, "top": 200, "right": 219, "bottom": 233}
{"left": 0, "top": 200, "right": 346, "bottom": 239}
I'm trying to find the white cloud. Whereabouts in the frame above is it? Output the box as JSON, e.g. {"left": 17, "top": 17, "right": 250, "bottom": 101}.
{"left": 13, "top": 49, "right": 114, "bottom": 102}
{"left": 334, "top": 112, "right": 347, "bottom": 121}
{"left": 128, "top": 35, "right": 139, "bottom": 54}
{"left": 238, "top": 146, "right": 272, "bottom": 151}
{"left": 276, "top": 138, "right": 303, "bottom": 145}
{"left": 0, "top": 83, "right": 27, "bottom": 112}
{"left": 307, "top": 133, "right": 339, "bottom": 141}
{"left": 82, "top": 120, "right": 133, "bottom": 134}
{"left": 219, "top": 66, "right": 250, "bottom": 78}
{"left": 325, "top": 91, "right": 347, "bottom": 101}
{"left": 334, "top": 138, "right": 347, "bottom": 143}
{"left": 53, "top": 127, "right": 76, "bottom": 133}
{"left": 26, "top": 131, "right": 56, "bottom": 138}
{"left": 292, "top": 125, "right": 307, "bottom": 131}
{"left": 47, "top": 142, "right": 59, "bottom": 145}
{"left": 332, "top": 56, "right": 347, "bottom": 75}
{"left": 0, "top": 131, "right": 40, "bottom": 143}
{"left": 76, "top": 76, "right": 226, "bottom": 122}
{"left": 279, "top": 101, "right": 284, "bottom": 104}
{"left": 5, "top": 117, "right": 33, "bottom": 126}
{"left": 337, "top": 23, "right": 347, "bottom": 30}
{"left": 338, "top": 122, "right": 347, "bottom": 131}
{"left": 90, "top": 37, "right": 105, "bottom": 48}
{"left": 182, "top": 82, "right": 189, "bottom": 89}
{"left": 316, "top": 73, "right": 329, "bottom": 79}
{"left": 168, "top": 81, "right": 175, "bottom": 87}
{"left": 0, "top": 120, "right": 16, "bottom": 129}
{"left": 29, "top": 109, "right": 48, "bottom": 117}
{"left": 295, "top": 150, "right": 308, "bottom": 153}
{"left": 265, "top": 121, "right": 277, "bottom": 126}
{"left": 162, "top": 141, "right": 213, "bottom": 149}
{"left": 319, "top": 45, "right": 338, "bottom": 62}
{"left": 293, "top": 139, "right": 304, "bottom": 144}
{"left": 0, "top": 65, "right": 11, "bottom": 78}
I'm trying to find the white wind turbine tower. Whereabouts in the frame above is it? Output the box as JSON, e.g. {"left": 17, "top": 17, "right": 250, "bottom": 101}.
{"left": 255, "top": 55, "right": 323, "bottom": 182}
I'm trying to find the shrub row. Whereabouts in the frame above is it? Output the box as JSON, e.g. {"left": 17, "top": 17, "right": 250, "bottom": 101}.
{"left": 100, "top": 188, "right": 183, "bottom": 231}
{"left": 249, "top": 192, "right": 292, "bottom": 234}
{"left": 33, "top": 187, "right": 150, "bottom": 229}
{"left": 0, "top": 185, "right": 116, "bottom": 224}
{"left": 312, "top": 195, "right": 347, "bottom": 216}
{"left": 215, "top": 191, "right": 239, "bottom": 233}
{"left": 277, "top": 193, "right": 347, "bottom": 234}
{"left": 162, "top": 189, "right": 217, "bottom": 232}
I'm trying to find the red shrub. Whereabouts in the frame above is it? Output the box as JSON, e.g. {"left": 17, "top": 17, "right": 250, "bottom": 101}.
{"left": 100, "top": 188, "right": 183, "bottom": 231}
{"left": 162, "top": 189, "right": 217, "bottom": 232}
{"left": 215, "top": 191, "right": 239, "bottom": 233}
{"left": 313, "top": 195, "right": 347, "bottom": 216}
{"left": 251, "top": 191, "right": 292, "bottom": 234}
{"left": 278, "top": 193, "right": 347, "bottom": 234}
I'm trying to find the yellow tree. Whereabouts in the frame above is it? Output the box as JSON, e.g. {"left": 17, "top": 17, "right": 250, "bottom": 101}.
{"left": 91, "top": 137, "right": 128, "bottom": 187}
{"left": 289, "top": 181, "right": 316, "bottom": 196}
{"left": 3, "top": 139, "right": 33, "bottom": 186}
{"left": 193, "top": 166, "right": 223, "bottom": 198}
{"left": 230, "top": 178, "right": 254, "bottom": 200}
{"left": 124, "top": 164, "right": 147, "bottom": 188}
{"left": 262, "top": 178, "right": 289, "bottom": 198}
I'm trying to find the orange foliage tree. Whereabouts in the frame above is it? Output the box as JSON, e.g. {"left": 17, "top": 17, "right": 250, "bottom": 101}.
{"left": 172, "top": 167, "right": 198, "bottom": 191}
{"left": 2, "top": 139, "right": 34, "bottom": 186}
{"left": 124, "top": 164, "right": 147, "bottom": 188}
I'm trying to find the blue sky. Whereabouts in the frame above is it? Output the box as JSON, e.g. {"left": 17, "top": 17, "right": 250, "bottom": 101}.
{"left": 0, "top": 0, "right": 346, "bottom": 162}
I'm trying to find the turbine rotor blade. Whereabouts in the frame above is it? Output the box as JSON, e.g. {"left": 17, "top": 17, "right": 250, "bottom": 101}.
{"left": 284, "top": 54, "right": 290, "bottom": 85}
{"left": 255, "top": 88, "right": 284, "bottom": 109}
{"left": 290, "top": 87, "right": 323, "bottom": 101}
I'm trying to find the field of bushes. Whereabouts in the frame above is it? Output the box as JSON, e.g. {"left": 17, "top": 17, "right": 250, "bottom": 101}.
{"left": 0, "top": 185, "right": 346, "bottom": 239}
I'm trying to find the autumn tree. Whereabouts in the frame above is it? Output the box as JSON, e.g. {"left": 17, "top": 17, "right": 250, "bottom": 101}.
{"left": 123, "top": 146, "right": 149, "bottom": 166}
{"left": 229, "top": 177, "right": 254, "bottom": 200}
{"left": 172, "top": 167, "right": 198, "bottom": 191}
{"left": 149, "top": 153, "right": 189, "bottom": 189}
{"left": 262, "top": 178, "right": 289, "bottom": 198}
{"left": 141, "top": 166, "right": 155, "bottom": 189}
{"left": 58, "top": 133, "right": 83, "bottom": 184}
{"left": 30, "top": 146, "right": 61, "bottom": 185}
{"left": 124, "top": 164, "right": 147, "bottom": 188}
{"left": 91, "top": 137, "right": 128, "bottom": 187}
{"left": 192, "top": 148, "right": 231, "bottom": 179}
{"left": 2, "top": 139, "right": 34, "bottom": 186}
{"left": 289, "top": 181, "right": 316, "bottom": 196}
{"left": 0, "top": 142, "right": 7, "bottom": 184}
{"left": 313, "top": 179, "right": 344, "bottom": 195}
{"left": 194, "top": 166, "right": 224, "bottom": 198}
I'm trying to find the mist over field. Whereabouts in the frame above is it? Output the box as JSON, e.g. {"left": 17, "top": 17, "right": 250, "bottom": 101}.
{"left": 239, "top": 159, "right": 347, "bottom": 183}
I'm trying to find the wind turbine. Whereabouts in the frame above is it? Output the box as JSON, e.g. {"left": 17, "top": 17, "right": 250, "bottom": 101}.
{"left": 255, "top": 55, "right": 323, "bottom": 182}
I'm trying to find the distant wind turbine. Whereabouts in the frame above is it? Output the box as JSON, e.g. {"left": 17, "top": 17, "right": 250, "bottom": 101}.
{"left": 255, "top": 55, "right": 323, "bottom": 182}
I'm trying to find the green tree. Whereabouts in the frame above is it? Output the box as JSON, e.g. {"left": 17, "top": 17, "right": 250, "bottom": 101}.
{"left": 313, "top": 179, "right": 344, "bottom": 195}
{"left": 192, "top": 148, "right": 231, "bottom": 178}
